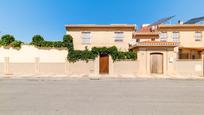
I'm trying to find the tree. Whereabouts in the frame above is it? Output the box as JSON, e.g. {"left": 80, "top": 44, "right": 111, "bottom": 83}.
{"left": 31, "top": 35, "right": 44, "bottom": 46}
{"left": 1, "top": 34, "right": 15, "bottom": 46}
{"left": 63, "top": 34, "right": 73, "bottom": 50}
{"left": 11, "top": 40, "right": 23, "bottom": 49}
{"left": 63, "top": 34, "right": 73, "bottom": 43}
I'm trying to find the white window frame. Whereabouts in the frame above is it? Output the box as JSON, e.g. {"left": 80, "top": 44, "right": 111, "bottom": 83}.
{"left": 81, "top": 32, "right": 91, "bottom": 44}
{"left": 114, "top": 32, "right": 124, "bottom": 42}
{"left": 172, "top": 31, "right": 180, "bottom": 42}
{"left": 195, "top": 32, "right": 202, "bottom": 41}
{"left": 160, "top": 32, "right": 168, "bottom": 42}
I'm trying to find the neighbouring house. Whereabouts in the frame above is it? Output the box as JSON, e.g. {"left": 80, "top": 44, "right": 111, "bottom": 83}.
{"left": 130, "top": 23, "right": 204, "bottom": 76}
{"left": 158, "top": 24, "right": 204, "bottom": 60}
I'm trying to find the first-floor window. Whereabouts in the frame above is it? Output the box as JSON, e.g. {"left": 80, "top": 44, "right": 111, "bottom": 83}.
{"left": 160, "top": 32, "right": 168, "bottom": 42}
{"left": 195, "top": 32, "right": 202, "bottom": 41}
{"left": 172, "top": 32, "right": 180, "bottom": 42}
{"left": 114, "top": 32, "right": 124, "bottom": 42}
{"left": 81, "top": 32, "right": 91, "bottom": 44}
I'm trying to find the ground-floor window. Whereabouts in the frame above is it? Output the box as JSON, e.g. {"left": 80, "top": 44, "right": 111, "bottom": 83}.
{"left": 178, "top": 49, "right": 202, "bottom": 59}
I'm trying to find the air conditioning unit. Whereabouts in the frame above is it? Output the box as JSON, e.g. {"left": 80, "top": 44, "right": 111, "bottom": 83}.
{"left": 129, "top": 39, "right": 137, "bottom": 46}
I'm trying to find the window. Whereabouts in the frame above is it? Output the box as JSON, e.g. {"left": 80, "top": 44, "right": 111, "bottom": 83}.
{"left": 195, "top": 32, "right": 202, "bottom": 41}
{"left": 178, "top": 49, "right": 202, "bottom": 59}
{"left": 81, "top": 32, "right": 91, "bottom": 44}
{"left": 114, "top": 32, "right": 124, "bottom": 42}
{"left": 172, "top": 32, "right": 180, "bottom": 42}
{"left": 160, "top": 32, "right": 168, "bottom": 42}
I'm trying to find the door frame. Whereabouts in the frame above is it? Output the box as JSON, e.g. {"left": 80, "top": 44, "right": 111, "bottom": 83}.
{"left": 150, "top": 53, "right": 163, "bottom": 74}
{"left": 99, "top": 54, "right": 109, "bottom": 74}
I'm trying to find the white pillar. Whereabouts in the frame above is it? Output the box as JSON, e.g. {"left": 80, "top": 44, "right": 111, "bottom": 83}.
{"left": 4, "top": 57, "right": 9, "bottom": 75}
{"left": 35, "top": 57, "right": 40, "bottom": 74}
{"left": 94, "top": 56, "right": 99, "bottom": 75}
{"left": 109, "top": 55, "right": 114, "bottom": 75}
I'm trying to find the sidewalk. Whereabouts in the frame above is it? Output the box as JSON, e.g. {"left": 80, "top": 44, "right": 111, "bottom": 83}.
{"left": 0, "top": 74, "right": 204, "bottom": 80}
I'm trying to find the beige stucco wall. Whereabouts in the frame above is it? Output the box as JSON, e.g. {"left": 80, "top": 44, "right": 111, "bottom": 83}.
{"left": 9, "top": 63, "right": 35, "bottom": 75}
{"left": 175, "top": 60, "right": 202, "bottom": 76}
{"left": 0, "top": 63, "right": 4, "bottom": 74}
{"left": 68, "top": 61, "right": 95, "bottom": 74}
{"left": 0, "top": 45, "right": 68, "bottom": 63}
{"left": 164, "top": 31, "right": 204, "bottom": 48}
{"left": 39, "top": 63, "right": 66, "bottom": 75}
{"left": 67, "top": 31, "right": 133, "bottom": 51}
{"left": 113, "top": 61, "right": 138, "bottom": 74}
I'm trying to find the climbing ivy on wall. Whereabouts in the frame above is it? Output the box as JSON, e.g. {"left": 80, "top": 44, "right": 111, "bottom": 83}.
{"left": 67, "top": 38, "right": 137, "bottom": 62}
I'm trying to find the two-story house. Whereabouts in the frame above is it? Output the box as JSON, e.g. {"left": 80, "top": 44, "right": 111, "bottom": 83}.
{"left": 66, "top": 24, "right": 136, "bottom": 51}
{"left": 158, "top": 24, "right": 204, "bottom": 59}
{"left": 66, "top": 24, "right": 136, "bottom": 74}
{"left": 130, "top": 23, "right": 204, "bottom": 75}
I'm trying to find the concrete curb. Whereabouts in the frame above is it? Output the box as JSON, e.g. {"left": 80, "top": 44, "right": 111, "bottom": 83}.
{"left": 0, "top": 74, "right": 204, "bottom": 80}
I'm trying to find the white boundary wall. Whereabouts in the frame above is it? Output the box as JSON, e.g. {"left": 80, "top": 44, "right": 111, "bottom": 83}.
{"left": 0, "top": 45, "right": 68, "bottom": 63}
{"left": 175, "top": 60, "right": 203, "bottom": 76}
{"left": 0, "top": 45, "right": 138, "bottom": 76}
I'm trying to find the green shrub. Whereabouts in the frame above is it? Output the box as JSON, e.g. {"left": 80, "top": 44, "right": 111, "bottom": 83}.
{"left": 53, "top": 41, "right": 64, "bottom": 48}
{"left": 91, "top": 46, "right": 118, "bottom": 55}
{"left": 63, "top": 35, "right": 74, "bottom": 50}
{"left": 63, "top": 35, "right": 73, "bottom": 44}
{"left": 42, "top": 41, "right": 54, "bottom": 47}
{"left": 0, "top": 40, "right": 3, "bottom": 46}
{"left": 68, "top": 49, "right": 97, "bottom": 62}
{"left": 32, "top": 35, "right": 44, "bottom": 46}
{"left": 125, "top": 51, "right": 137, "bottom": 60}
{"left": 1, "top": 34, "right": 15, "bottom": 46}
{"left": 31, "top": 35, "right": 69, "bottom": 48}
{"left": 11, "top": 41, "right": 23, "bottom": 49}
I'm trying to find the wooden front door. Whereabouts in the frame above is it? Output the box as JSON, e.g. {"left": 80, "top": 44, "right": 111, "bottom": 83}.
{"left": 150, "top": 53, "right": 163, "bottom": 74}
{"left": 99, "top": 54, "right": 109, "bottom": 74}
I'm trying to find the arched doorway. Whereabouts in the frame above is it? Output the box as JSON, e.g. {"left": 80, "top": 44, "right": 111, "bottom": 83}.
{"left": 99, "top": 54, "right": 109, "bottom": 74}
{"left": 150, "top": 53, "right": 163, "bottom": 74}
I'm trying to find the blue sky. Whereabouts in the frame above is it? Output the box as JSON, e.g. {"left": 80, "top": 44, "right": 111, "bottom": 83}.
{"left": 0, "top": 0, "right": 204, "bottom": 42}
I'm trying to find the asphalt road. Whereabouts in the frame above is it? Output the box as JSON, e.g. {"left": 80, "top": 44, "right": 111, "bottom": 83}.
{"left": 0, "top": 78, "right": 204, "bottom": 115}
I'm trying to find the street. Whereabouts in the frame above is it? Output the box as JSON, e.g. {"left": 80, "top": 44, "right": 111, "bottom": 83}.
{"left": 0, "top": 78, "right": 204, "bottom": 115}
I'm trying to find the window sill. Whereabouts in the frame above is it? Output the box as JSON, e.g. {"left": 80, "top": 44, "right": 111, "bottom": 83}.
{"left": 114, "top": 41, "right": 124, "bottom": 42}
{"left": 82, "top": 42, "right": 91, "bottom": 44}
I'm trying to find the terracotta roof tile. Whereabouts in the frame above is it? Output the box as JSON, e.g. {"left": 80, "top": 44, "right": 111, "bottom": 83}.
{"left": 139, "top": 27, "right": 151, "bottom": 32}
{"left": 141, "top": 41, "right": 177, "bottom": 45}
{"left": 130, "top": 41, "right": 178, "bottom": 48}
